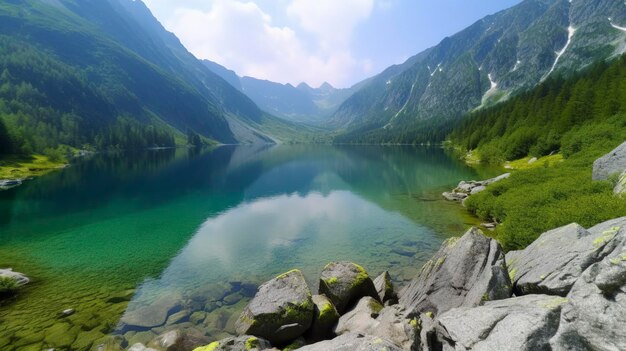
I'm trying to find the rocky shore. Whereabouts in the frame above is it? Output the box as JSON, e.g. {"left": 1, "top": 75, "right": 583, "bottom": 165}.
{"left": 442, "top": 173, "right": 510, "bottom": 203}
{"left": 115, "top": 216, "right": 625, "bottom": 351}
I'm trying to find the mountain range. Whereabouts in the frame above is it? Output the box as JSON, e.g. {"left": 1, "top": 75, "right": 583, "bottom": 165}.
{"left": 330, "top": 0, "right": 626, "bottom": 143}
{"left": 203, "top": 60, "right": 362, "bottom": 125}
{"left": 0, "top": 0, "right": 625, "bottom": 153}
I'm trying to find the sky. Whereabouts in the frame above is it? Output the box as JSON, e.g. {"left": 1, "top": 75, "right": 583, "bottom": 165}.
{"left": 143, "top": 0, "right": 523, "bottom": 88}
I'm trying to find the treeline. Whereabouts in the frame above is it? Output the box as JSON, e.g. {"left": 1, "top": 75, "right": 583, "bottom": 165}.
{"left": 334, "top": 118, "right": 452, "bottom": 145}
{"left": 449, "top": 55, "right": 626, "bottom": 163}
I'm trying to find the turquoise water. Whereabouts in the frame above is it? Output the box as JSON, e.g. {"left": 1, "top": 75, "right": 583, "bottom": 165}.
{"left": 0, "top": 145, "right": 486, "bottom": 350}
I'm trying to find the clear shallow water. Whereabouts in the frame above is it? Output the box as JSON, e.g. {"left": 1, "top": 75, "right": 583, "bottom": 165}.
{"left": 0, "top": 145, "right": 487, "bottom": 350}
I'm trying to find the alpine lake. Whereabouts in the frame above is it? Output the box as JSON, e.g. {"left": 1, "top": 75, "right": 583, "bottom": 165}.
{"left": 0, "top": 145, "right": 497, "bottom": 351}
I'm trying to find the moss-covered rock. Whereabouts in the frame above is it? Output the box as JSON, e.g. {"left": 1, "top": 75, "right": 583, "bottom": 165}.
{"left": 373, "top": 271, "right": 398, "bottom": 304}
{"left": 306, "top": 295, "right": 339, "bottom": 342}
{"left": 235, "top": 269, "right": 314, "bottom": 345}
{"left": 193, "top": 335, "right": 273, "bottom": 351}
{"left": 318, "top": 262, "right": 379, "bottom": 314}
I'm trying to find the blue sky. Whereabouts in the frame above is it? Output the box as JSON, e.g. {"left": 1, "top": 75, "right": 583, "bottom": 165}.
{"left": 143, "top": 0, "right": 522, "bottom": 88}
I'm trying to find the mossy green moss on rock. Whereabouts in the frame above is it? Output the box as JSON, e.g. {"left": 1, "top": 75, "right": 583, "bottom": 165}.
{"left": 307, "top": 295, "right": 340, "bottom": 342}
{"left": 318, "top": 262, "right": 379, "bottom": 314}
{"left": 235, "top": 269, "right": 314, "bottom": 345}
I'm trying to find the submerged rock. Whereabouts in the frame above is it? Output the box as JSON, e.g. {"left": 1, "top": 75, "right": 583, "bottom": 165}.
{"left": 592, "top": 141, "right": 626, "bottom": 180}
{"left": 550, "top": 253, "right": 626, "bottom": 351}
{"left": 307, "top": 295, "right": 339, "bottom": 342}
{"left": 147, "top": 329, "right": 210, "bottom": 351}
{"left": 128, "top": 344, "right": 159, "bottom": 351}
{"left": 0, "top": 268, "right": 30, "bottom": 286}
{"left": 235, "top": 269, "right": 314, "bottom": 345}
{"left": 318, "top": 262, "right": 379, "bottom": 314}
{"left": 433, "top": 294, "right": 567, "bottom": 351}
{"left": 119, "top": 294, "right": 183, "bottom": 330}
{"left": 506, "top": 219, "right": 626, "bottom": 296}
{"left": 373, "top": 271, "right": 398, "bottom": 304}
{"left": 297, "top": 333, "right": 403, "bottom": 351}
{"left": 192, "top": 335, "right": 273, "bottom": 351}
{"left": 399, "top": 228, "right": 511, "bottom": 317}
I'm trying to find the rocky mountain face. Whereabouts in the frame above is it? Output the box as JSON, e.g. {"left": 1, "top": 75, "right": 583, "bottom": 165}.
{"left": 204, "top": 61, "right": 360, "bottom": 124}
{"left": 332, "top": 0, "right": 626, "bottom": 143}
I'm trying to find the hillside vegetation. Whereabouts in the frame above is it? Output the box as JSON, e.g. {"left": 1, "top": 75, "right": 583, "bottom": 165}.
{"left": 449, "top": 56, "right": 626, "bottom": 251}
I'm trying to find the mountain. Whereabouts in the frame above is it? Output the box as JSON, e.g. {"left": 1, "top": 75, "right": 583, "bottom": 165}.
{"left": 0, "top": 0, "right": 300, "bottom": 154}
{"left": 203, "top": 61, "right": 359, "bottom": 124}
{"left": 332, "top": 0, "right": 626, "bottom": 144}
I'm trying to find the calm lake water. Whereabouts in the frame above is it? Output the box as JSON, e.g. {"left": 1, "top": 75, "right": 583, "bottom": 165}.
{"left": 0, "top": 145, "right": 489, "bottom": 350}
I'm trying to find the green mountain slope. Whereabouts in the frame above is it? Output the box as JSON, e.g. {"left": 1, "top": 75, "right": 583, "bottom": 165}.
{"left": 333, "top": 0, "right": 626, "bottom": 144}
{"left": 0, "top": 0, "right": 295, "bottom": 154}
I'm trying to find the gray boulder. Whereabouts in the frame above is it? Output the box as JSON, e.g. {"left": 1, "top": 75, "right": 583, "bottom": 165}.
{"left": 334, "top": 297, "right": 383, "bottom": 335}
{"left": 192, "top": 335, "right": 273, "bottom": 351}
{"left": 433, "top": 294, "right": 567, "bottom": 351}
{"left": 319, "top": 262, "right": 379, "bottom": 314}
{"left": 550, "top": 253, "right": 626, "bottom": 351}
{"left": 442, "top": 192, "right": 467, "bottom": 202}
{"left": 334, "top": 297, "right": 422, "bottom": 351}
{"left": 398, "top": 228, "right": 512, "bottom": 317}
{"left": 506, "top": 220, "right": 626, "bottom": 296}
{"left": 0, "top": 268, "right": 30, "bottom": 286}
{"left": 297, "top": 333, "right": 403, "bottom": 351}
{"left": 373, "top": 271, "right": 398, "bottom": 304}
{"left": 120, "top": 294, "right": 182, "bottom": 330}
{"left": 146, "top": 329, "right": 210, "bottom": 351}
{"left": 307, "top": 294, "right": 340, "bottom": 342}
{"left": 235, "top": 269, "right": 314, "bottom": 345}
{"left": 592, "top": 141, "right": 626, "bottom": 180}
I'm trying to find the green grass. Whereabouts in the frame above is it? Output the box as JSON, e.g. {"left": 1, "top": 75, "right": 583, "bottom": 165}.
{"left": 0, "top": 154, "right": 67, "bottom": 180}
{"left": 504, "top": 154, "right": 564, "bottom": 170}
{"left": 464, "top": 125, "right": 626, "bottom": 251}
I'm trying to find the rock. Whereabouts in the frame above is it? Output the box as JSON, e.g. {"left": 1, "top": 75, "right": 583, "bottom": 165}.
{"left": 469, "top": 185, "right": 486, "bottom": 195}
{"left": 432, "top": 294, "right": 567, "bottom": 351}
{"left": 147, "top": 329, "right": 211, "bottom": 351}
{"left": 106, "top": 289, "right": 135, "bottom": 304}
{"left": 550, "top": 253, "right": 626, "bottom": 351}
{"left": 373, "top": 271, "right": 397, "bottom": 304}
{"left": 506, "top": 220, "right": 626, "bottom": 296}
{"left": 60, "top": 309, "right": 76, "bottom": 317}
{"left": 193, "top": 335, "right": 273, "bottom": 351}
{"left": 307, "top": 295, "right": 339, "bottom": 342}
{"left": 297, "top": 333, "right": 403, "bottom": 351}
{"left": 91, "top": 335, "right": 125, "bottom": 351}
{"left": 442, "top": 192, "right": 467, "bottom": 202}
{"left": 398, "top": 228, "right": 512, "bottom": 317}
{"left": 43, "top": 323, "right": 77, "bottom": 348}
{"left": 334, "top": 297, "right": 420, "bottom": 351}
{"left": 528, "top": 157, "right": 538, "bottom": 164}
{"left": 0, "top": 268, "right": 30, "bottom": 286}
{"left": 282, "top": 337, "right": 306, "bottom": 351}
{"left": 482, "top": 173, "right": 510, "bottom": 185}
{"left": 592, "top": 141, "right": 626, "bottom": 180}
{"left": 334, "top": 297, "right": 383, "bottom": 336}
{"left": 615, "top": 171, "right": 626, "bottom": 195}
{"left": 120, "top": 295, "right": 183, "bottom": 330}
{"left": 0, "top": 179, "right": 22, "bottom": 189}
{"left": 189, "top": 311, "right": 207, "bottom": 325}
{"left": 235, "top": 269, "right": 314, "bottom": 345}
{"left": 128, "top": 343, "right": 158, "bottom": 351}
{"left": 318, "top": 262, "right": 379, "bottom": 314}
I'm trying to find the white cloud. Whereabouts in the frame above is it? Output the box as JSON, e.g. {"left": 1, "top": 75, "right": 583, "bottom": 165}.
{"left": 164, "top": 0, "right": 375, "bottom": 87}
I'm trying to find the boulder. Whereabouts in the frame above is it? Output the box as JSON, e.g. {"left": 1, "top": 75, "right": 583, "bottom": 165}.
{"left": 373, "top": 271, "right": 397, "bottom": 304}
{"left": 550, "top": 253, "right": 626, "bottom": 351}
{"left": 398, "top": 228, "right": 512, "bottom": 317}
{"left": 297, "top": 333, "right": 403, "bottom": 351}
{"left": 469, "top": 185, "right": 486, "bottom": 195}
{"left": 432, "top": 294, "right": 567, "bottom": 351}
{"left": 334, "top": 297, "right": 383, "bottom": 336}
{"left": 506, "top": 220, "right": 626, "bottom": 296}
{"left": 235, "top": 269, "right": 314, "bottom": 345}
{"left": 319, "top": 262, "right": 379, "bottom": 314}
{"left": 442, "top": 192, "right": 467, "bottom": 202}
{"left": 147, "top": 329, "right": 210, "bottom": 351}
{"left": 592, "top": 141, "right": 626, "bottom": 180}
{"left": 119, "top": 294, "right": 183, "bottom": 330}
{"left": 192, "top": 336, "right": 273, "bottom": 351}
{"left": 307, "top": 295, "right": 339, "bottom": 342}
{"left": 0, "top": 268, "right": 30, "bottom": 286}
{"left": 334, "top": 297, "right": 420, "bottom": 351}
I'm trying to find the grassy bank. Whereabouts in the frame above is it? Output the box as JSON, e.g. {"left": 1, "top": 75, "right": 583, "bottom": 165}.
{"left": 0, "top": 154, "right": 67, "bottom": 180}
{"left": 460, "top": 128, "right": 626, "bottom": 251}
